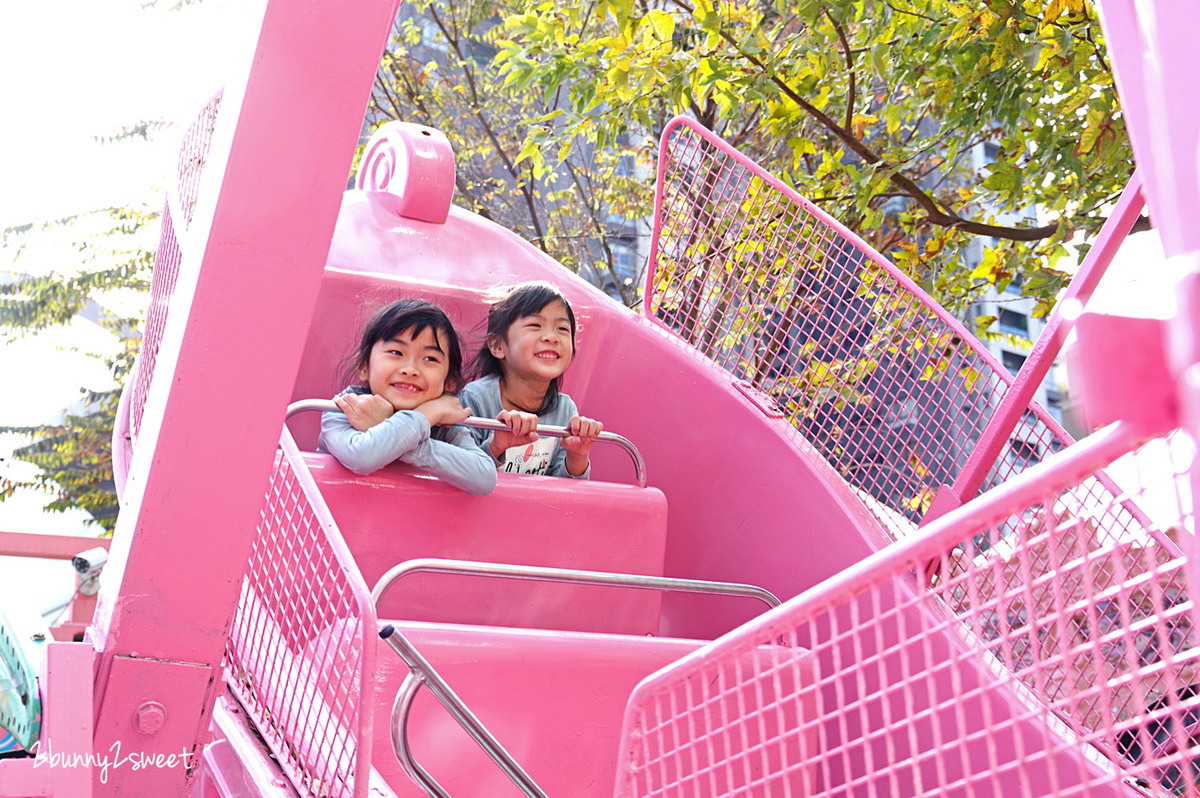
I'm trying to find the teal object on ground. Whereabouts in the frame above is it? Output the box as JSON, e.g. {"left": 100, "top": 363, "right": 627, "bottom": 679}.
{"left": 0, "top": 604, "right": 46, "bottom": 752}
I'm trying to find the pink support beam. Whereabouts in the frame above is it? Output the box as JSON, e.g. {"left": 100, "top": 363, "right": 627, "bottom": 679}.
{"left": 0, "top": 643, "right": 95, "bottom": 798}
{"left": 922, "top": 172, "right": 1145, "bottom": 524}
{"left": 84, "top": 1, "right": 400, "bottom": 794}
{"left": 1097, "top": 0, "right": 1200, "bottom": 707}
{"left": 1097, "top": 0, "right": 1200, "bottom": 258}
{"left": 0, "top": 533, "right": 110, "bottom": 561}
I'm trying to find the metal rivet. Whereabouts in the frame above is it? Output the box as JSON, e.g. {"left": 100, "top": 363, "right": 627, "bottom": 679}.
{"left": 135, "top": 701, "right": 167, "bottom": 734}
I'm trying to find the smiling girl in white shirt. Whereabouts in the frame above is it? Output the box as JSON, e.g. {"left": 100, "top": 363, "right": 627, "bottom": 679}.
{"left": 458, "top": 282, "right": 603, "bottom": 479}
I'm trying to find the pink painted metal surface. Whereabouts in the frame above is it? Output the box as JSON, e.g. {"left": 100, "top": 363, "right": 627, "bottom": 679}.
{"left": 0, "top": 533, "right": 109, "bottom": 561}
{"left": 643, "top": 116, "right": 1077, "bottom": 543}
{"left": 0, "top": 643, "right": 95, "bottom": 798}
{"left": 374, "top": 622, "right": 704, "bottom": 796}
{"left": 1096, "top": 1, "right": 1200, "bottom": 259}
{"left": 225, "top": 432, "right": 378, "bottom": 798}
{"left": 87, "top": 1, "right": 403, "bottom": 794}
{"left": 617, "top": 422, "right": 1197, "bottom": 796}
{"left": 355, "top": 122, "right": 457, "bottom": 224}
{"left": 305, "top": 454, "right": 669, "bottom": 635}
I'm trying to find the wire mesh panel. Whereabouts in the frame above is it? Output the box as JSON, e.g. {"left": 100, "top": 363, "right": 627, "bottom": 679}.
{"left": 226, "top": 431, "right": 377, "bottom": 798}
{"left": 645, "top": 117, "right": 1074, "bottom": 533}
{"left": 617, "top": 424, "right": 1197, "bottom": 797}
{"left": 129, "top": 204, "right": 180, "bottom": 441}
{"left": 176, "top": 92, "right": 223, "bottom": 231}
{"left": 129, "top": 93, "right": 223, "bottom": 440}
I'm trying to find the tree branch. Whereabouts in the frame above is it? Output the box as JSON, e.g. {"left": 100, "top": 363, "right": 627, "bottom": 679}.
{"left": 668, "top": 0, "right": 1061, "bottom": 242}
{"left": 823, "top": 9, "right": 857, "bottom": 133}
{"left": 430, "top": 6, "right": 549, "bottom": 248}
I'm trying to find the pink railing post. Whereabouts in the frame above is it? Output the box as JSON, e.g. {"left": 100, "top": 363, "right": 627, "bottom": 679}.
{"left": 921, "top": 172, "right": 1146, "bottom": 527}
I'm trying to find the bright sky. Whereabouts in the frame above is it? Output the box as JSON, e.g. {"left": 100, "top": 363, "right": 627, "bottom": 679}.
{"left": 0, "top": 0, "right": 254, "bottom": 613}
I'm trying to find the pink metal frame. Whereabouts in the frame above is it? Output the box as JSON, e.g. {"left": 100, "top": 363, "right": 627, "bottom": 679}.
{"left": 643, "top": 116, "right": 1079, "bottom": 538}
{"left": 84, "top": 2, "right": 403, "bottom": 794}
{"left": 931, "top": 173, "right": 1147, "bottom": 515}
{"left": 9, "top": 0, "right": 1197, "bottom": 795}
{"left": 617, "top": 422, "right": 1198, "bottom": 796}
{"left": 225, "top": 430, "right": 378, "bottom": 798}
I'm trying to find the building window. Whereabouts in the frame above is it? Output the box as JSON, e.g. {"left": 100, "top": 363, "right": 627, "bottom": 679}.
{"left": 611, "top": 244, "right": 637, "bottom": 281}
{"left": 983, "top": 142, "right": 1001, "bottom": 164}
{"left": 1001, "top": 350, "right": 1026, "bottom": 376}
{"left": 1009, "top": 438, "right": 1040, "bottom": 467}
{"left": 998, "top": 309, "right": 1029, "bottom": 338}
{"left": 1003, "top": 272, "right": 1025, "bottom": 296}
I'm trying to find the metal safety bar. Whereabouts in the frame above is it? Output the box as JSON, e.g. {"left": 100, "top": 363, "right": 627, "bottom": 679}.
{"left": 286, "top": 398, "right": 647, "bottom": 486}
{"left": 373, "top": 558, "right": 782, "bottom": 797}
{"left": 371, "top": 557, "right": 782, "bottom": 612}
{"left": 379, "top": 624, "right": 549, "bottom": 798}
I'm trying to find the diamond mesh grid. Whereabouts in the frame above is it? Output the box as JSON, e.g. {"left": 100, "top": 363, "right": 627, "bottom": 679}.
{"left": 618, "top": 428, "right": 1197, "bottom": 797}
{"left": 226, "top": 434, "right": 377, "bottom": 798}
{"left": 176, "top": 92, "right": 223, "bottom": 230}
{"left": 646, "top": 118, "right": 1074, "bottom": 534}
{"left": 129, "top": 93, "right": 222, "bottom": 440}
{"left": 129, "top": 204, "right": 180, "bottom": 441}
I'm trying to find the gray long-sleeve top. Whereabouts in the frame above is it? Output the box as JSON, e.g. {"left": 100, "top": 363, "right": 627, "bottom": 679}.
{"left": 457, "top": 374, "right": 589, "bottom": 479}
{"left": 317, "top": 386, "right": 496, "bottom": 496}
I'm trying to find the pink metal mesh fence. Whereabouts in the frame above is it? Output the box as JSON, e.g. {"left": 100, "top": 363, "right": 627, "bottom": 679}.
{"left": 617, "top": 424, "right": 1196, "bottom": 797}
{"left": 225, "top": 431, "right": 377, "bottom": 798}
{"left": 176, "top": 92, "right": 223, "bottom": 230}
{"left": 645, "top": 117, "right": 1074, "bottom": 536}
{"left": 129, "top": 204, "right": 180, "bottom": 441}
{"left": 129, "top": 93, "right": 223, "bottom": 440}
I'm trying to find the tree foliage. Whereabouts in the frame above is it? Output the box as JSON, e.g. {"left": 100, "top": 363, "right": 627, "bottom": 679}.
{"left": 368, "top": 0, "right": 654, "bottom": 306}
{"left": 492, "top": 0, "right": 1131, "bottom": 319}
{"left": 0, "top": 208, "right": 155, "bottom": 530}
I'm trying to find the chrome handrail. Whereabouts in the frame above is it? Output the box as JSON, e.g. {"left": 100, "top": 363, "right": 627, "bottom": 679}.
{"left": 371, "top": 557, "right": 782, "bottom": 614}
{"left": 380, "top": 625, "right": 548, "bottom": 798}
{"left": 286, "top": 398, "right": 647, "bottom": 486}
{"left": 375, "top": 558, "right": 782, "bottom": 797}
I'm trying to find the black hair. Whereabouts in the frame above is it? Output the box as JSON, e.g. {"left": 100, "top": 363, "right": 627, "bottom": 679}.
{"left": 349, "top": 298, "right": 464, "bottom": 391}
{"left": 471, "top": 282, "right": 576, "bottom": 415}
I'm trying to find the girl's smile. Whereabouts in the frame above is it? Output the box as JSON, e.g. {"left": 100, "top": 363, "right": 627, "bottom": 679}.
{"left": 488, "top": 300, "right": 574, "bottom": 384}
{"left": 359, "top": 326, "right": 450, "bottom": 411}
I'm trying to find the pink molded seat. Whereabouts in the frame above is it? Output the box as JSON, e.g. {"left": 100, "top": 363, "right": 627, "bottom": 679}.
{"left": 303, "top": 453, "right": 670, "bottom": 635}
{"left": 372, "top": 622, "right": 707, "bottom": 797}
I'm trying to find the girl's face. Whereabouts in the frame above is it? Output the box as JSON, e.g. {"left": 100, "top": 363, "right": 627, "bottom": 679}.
{"left": 488, "top": 299, "right": 574, "bottom": 385}
{"left": 358, "top": 325, "right": 450, "bottom": 411}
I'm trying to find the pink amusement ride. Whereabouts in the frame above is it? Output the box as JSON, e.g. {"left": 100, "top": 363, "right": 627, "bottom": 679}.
{"left": 2, "top": 0, "right": 1200, "bottom": 796}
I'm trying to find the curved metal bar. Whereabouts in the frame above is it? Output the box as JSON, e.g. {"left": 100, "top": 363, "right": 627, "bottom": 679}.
{"left": 286, "top": 399, "right": 647, "bottom": 486}
{"left": 380, "top": 624, "right": 549, "bottom": 798}
{"left": 391, "top": 672, "right": 451, "bottom": 798}
{"left": 372, "top": 557, "right": 782, "bottom": 613}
